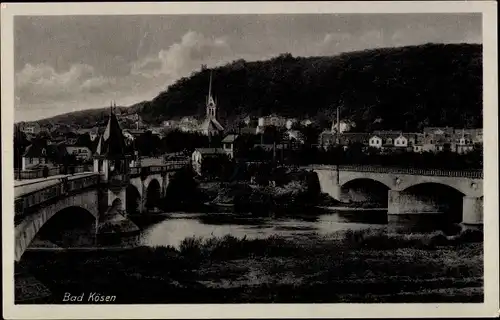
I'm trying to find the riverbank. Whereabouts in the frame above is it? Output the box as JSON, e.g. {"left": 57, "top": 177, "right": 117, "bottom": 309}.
{"left": 17, "top": 228, "right": 483, "bottom": 303}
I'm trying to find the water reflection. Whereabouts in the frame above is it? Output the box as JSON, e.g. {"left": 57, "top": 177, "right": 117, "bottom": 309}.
{"left": 138, "top": 209, "right": 389, "bottom": 248}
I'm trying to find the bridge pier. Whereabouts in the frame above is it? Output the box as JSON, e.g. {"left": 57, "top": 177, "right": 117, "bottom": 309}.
{"left": 387, "top": 190, "right": 448, "bottom": 225}
{"left": 462, "top": 196, "right": 483, "bottom": 225}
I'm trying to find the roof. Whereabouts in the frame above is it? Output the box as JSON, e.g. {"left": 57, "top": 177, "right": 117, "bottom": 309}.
{"left": 199, "top": 118, "right": 224, "bottom": 132}
{"left": 23, "top": 142, "right": 67, "bottom": 158}
{"left": 222, "top": 134, "right": 239, "bottom": 143}
{"left": 193, "top": 148, "right": 226, "bottom": 155}
{"left": 423, "top": 127, "right": 455, "bottom": 135}
{"left": 371, "top": 132, "right": 402, "bottom": 140}
{"left": 95, "top": 108, "right": 129, "bottom": 158}
{"left": 239, "top": 127, "right": 257, "bottom": 135}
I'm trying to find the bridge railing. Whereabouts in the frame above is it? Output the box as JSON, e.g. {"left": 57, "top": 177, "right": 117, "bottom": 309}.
{"left": 14, "top": 174, "right": 100, "bottom": 224}
{"left": 310, "top": 164, "right": 483, "bottom": 179}
{"left": 14, "top": 164, "right": 94, "bottom": 180}
{"left": 129, "top": 160, "right": 189, "bottom": 177}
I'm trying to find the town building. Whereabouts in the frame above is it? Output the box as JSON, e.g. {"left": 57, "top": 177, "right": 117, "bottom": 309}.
{"left": 319, "top": 132, "right": 370, "bottom": 149}
{"left": 221, "top": 134, "right": 241, "bottom": 159}
{"left": 423, "top": 127, "right": 455, "bottom": 137}
{"left": 285, "top": 118, "right": 298, "bottom": 130}
{"left": 283, "top": 129, "right": 305, "bottom": 144}
{"left": 65, "top": 146, "right": 93, "bottom": 161}
{"left": 256, "top": 115, "right": 288, "bottom": 134}
{"left": 368, "top": 131, "right": 401, "bottom": 149}
{"left": 198, "top": 72, "right": 225, "bottom": 136}
{"left": 368, "top": 135, "right": 383, "bottom": 149}
{"left": 21, "top": 142, "right": 67, "bottom": 170}
{"left": 20, "top": 122, "right": 41, "bottom": 135}
{"left": 454, "top": 129, "right": 476, "bottom": 154}
{"left": 301, "top": 119, "right": 313, "bottom": 127}
{"left": 191, "top": 148, "right": 227, "bottom": 175}
{"left": 331, "top": 120, "right": 355, "bottom": 134}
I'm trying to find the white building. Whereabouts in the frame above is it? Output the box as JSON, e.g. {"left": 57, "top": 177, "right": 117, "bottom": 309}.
{"left": 65, "top": 146, "right": 93, "bottom": 161}
{"left": 394, "top": 134, "right": 408, "bottom": 147}
{"left": 285, "top": 118, "right": 298, "bottom": 130}
{"left": 369, "top": 135, "right": 383, "bottom": 148}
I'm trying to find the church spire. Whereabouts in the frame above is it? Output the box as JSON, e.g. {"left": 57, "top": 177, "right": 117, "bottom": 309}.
{"left": 206, "top": 70, "right": 217, "bottom": 118}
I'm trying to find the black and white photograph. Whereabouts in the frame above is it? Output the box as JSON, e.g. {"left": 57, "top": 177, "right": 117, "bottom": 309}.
{"left": 2, "top": 1, "right": 498, "bottom": 319}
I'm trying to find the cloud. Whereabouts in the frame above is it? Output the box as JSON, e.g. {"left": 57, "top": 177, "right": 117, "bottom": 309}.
{"left": 15, "top": 31, "right": 239, "bottom": 121}
{"left": 317, "top": 31, "right": 387, "bottom": 55}
{"left": 132, "top": 31, "right": 233, "bottom": 79}
{"left": 318, "top": 25, "right": 481, "bottom": 56}
{"left": 15, "top": 63, "right": 105, "bottom": 104}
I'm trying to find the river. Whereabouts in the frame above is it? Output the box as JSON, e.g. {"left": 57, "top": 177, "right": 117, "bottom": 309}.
{"left": 135, "top": 209, "right": 399, "bottom": 248}
{"left": 27, "top": 208, "right": 460, "bottom": 251}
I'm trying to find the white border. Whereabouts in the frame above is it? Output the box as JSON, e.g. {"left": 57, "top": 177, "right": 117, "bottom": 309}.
{"left": 2, "top": 2, "right": 498, "bottom": 319}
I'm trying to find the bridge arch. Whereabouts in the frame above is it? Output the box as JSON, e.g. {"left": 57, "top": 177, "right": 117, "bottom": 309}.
{"left": 397, "top": 182, "right": 465, "bottom": 223}
{"left": 145, "top": 178, "right": 161, "bottom": 211}
{"left": 126, "top": 184, "right": 141, "bottom": 215}
{"left": 16, "top": 205, "right": 97, "bottom": 261}
{"left": 339, "top": 178, "right": 391, "bottom": 207}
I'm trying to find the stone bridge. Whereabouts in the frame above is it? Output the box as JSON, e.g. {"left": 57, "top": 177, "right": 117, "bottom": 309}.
{"left": 14, "top": 162, "right": 188, "bottom": 262}
{"left": 309, "top": 165, "right": 483, "bottom": 225}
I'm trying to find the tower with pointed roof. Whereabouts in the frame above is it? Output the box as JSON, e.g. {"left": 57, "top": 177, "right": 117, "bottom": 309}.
{"left": 199, "top": 71, "right": 224, "bottom": 136}
{"left": 93, "top": 101, "right": 132, "bottom": 212}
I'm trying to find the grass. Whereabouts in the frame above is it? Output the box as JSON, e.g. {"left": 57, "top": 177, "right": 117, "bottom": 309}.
{"left": 17, "top": 228, "right": 483, "bottom": 303}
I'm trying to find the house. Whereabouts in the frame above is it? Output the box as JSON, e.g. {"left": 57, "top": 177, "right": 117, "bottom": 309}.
{"left": 454, "top": 130, "right": 475, "bottom": 154}
{"left": 125, "top": 129, "right": 146, "bottom": 138}
{"left": 20, "top": 122, "right": 41, "bottom": 135}
{"left": 369, "top": 135, "right": 383, "bottom": 149}
{"left": 21, "top": 142, "right": 67, "bottom": 170}
{"left": 301, "top": 119, "right": 313, "bottom": 127}
{"left": 413, "top": 144, "right": 424, "bottom": 153}
{"left": 319, "top": 132, "right": 369, "bottom": 149}
{"left": 338, "top": 133, "right": 370, "bottom": 149}
{"left": 372, "top": 131, "right": 403, "bottom": 149}
{"left": 318, "top": 131, "right": 338, "bottom": 149}
{"left": 191, "top": 148, "right": 227, "bottom": 175}
{"left": 286, "top": 118, "right": 298, "bottom": 130}
{"left": 423, "top": 127, "right": 455, "bottom": 137}
{"left": 457, "top": 128, "right": 483, "bottom": 144}
{"left": 162, "top": 120, "right": 179, "bottom": 128}
{"left": 403, "top": 133, "right": 425, "bottom": 147}
{"left": 394, "top": 134, "right": 408, "bottom": 148}
{"left": 87, "top": 127, "right": 100, "bottom": 141}
{"left": 331, "top": 120, "right": 355, "bottom": 134}
{"left": 221, "top": 134, "right": 241, "bottom": 159}
{"left": 422, "top": 134, "right": 454, "bottom": 153}
{"left": 256, "top": 115, "right": 288, "bottom": 133}
{"left": 283, "top": 129, "right": 305, "bottom": 144}
{"left": 422, "top": 135, "right": 437, "bottom": 152}
{"left": 65, "top": 145, "right": 93, "bottom": 161}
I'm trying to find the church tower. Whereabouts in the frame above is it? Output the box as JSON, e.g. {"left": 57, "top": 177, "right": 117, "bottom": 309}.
{"left": 199, "top": 70, "right": 224, "bottom": 136}
{"left": 206, "top": 71, "right": 217, "bottom": 119}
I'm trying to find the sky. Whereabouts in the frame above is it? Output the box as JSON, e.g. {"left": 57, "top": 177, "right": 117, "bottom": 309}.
{"left": 14, "top": 13, "right": 482, "bottom": 122}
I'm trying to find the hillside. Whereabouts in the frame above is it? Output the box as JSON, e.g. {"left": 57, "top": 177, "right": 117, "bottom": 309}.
{"left": 31, "top": 43, "right": 483, "bottom": 132}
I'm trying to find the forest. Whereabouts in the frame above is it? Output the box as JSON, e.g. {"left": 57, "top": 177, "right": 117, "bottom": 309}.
{"left": 26, "top": 43, "right": 482, "bottom": 133}
{"left": 140, "top": 43, "right": 482, "bottom": 131}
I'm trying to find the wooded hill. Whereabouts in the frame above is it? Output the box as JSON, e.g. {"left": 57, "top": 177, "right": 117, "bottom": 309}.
{"left": 32, "top": 43, "right": 483, "bottom": 132}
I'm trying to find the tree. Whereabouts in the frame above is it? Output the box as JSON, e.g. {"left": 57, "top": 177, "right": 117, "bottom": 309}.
{"left": 14, "top": 127, "right": 29, "bottom": 169}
